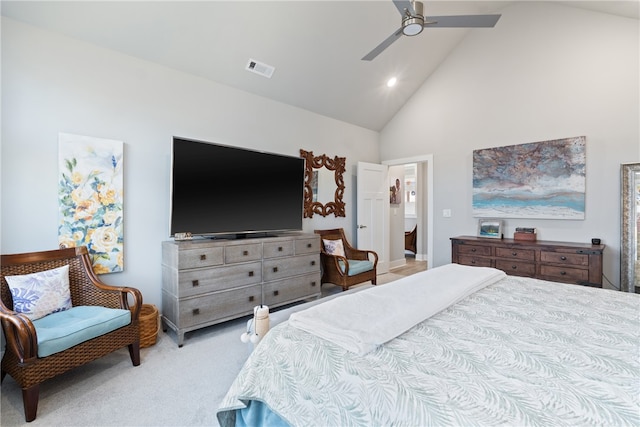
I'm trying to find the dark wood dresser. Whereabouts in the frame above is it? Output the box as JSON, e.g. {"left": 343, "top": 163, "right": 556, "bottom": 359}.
{"left": 451, "top": 236, "right": 605, "bottom": 287}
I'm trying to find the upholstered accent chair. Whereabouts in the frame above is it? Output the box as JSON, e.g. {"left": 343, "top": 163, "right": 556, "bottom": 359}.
{"left": 0, "top": 246, "right": 142, "bottom": 422}
{"left": 315, "top": 228, "right": 378, "bottom": 291}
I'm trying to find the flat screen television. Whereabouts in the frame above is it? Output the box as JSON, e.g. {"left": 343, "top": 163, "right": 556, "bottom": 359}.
{"left": 170, "top": 137, "right": 305, "bottom": 238}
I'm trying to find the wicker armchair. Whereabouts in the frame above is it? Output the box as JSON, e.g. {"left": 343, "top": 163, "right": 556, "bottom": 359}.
{"left": 315, "top": 228, "right": 378, "bottom": 291}
{"left": 0, "top": 246, "right": 142, "bottom": 422}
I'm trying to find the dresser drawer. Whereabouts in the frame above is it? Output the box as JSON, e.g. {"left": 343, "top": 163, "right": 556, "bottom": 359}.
{"left": 457, "top": 244, "right": 492, "bottom": 257}
{"left": 179, "top": 284, "right": 260, "bottom": 328}
{"left": 225, "top": 243, "right": 262, "bottom": 264}
{"left": 178, "top": 261, "right": 262, "bottom": 297}
{"left": 295, "top": 237, "right": 321, "bottom": 255}
{"left": 540, "top": 265, "right": 589, "bottom": 282}
{"left": 540, "top": 251, "right": 588, "bottom": 267}
{"left": 263, "top": 272, "right": 321, "bottom": 306}
{"left": 263, "top": 254, "right": 320, "bottom": 281}
{"left": 458, "top": 256, "right": 493, "bottom": 268}
{"left": 495, "top": 260, "right": 536, "bottom": 277}
{"left": 496, "top": 247, "right": 535, "bottom": 261}
{"left": 264, "top": 240, "right": 294, "bottom": 258}
{"left": 178, "top": 247, "right": 224, "bottom": 269}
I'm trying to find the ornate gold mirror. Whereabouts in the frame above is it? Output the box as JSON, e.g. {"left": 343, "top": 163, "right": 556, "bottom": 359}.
{"left": 621, "top": 162, "right": 640, "bottom": 292}
{"left": 300, "top": 149, "right": 346, "bottom": 218}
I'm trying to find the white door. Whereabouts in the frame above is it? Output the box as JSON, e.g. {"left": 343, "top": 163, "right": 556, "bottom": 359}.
{"left": 356, "top": 162, "right": 389, "bottom": 274}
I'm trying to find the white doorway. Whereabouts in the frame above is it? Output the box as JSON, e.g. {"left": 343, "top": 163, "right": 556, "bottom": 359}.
{"left": 383, "top": 155, "right": 433, "bottom": 270}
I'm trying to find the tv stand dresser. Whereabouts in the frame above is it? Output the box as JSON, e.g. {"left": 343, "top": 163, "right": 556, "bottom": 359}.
{"left": 162, "top": 233, "right": 321, "bottom": 346}
{"left": 451, "top": 236, "right": 604, "bottom": 287}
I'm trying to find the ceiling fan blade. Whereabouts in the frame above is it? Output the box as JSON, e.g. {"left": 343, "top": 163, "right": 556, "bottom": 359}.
{"left": 424, "top": 14, "right": 501, "bottom": 28}
{"left": 362, "top": 27, "right": 404, "bottom": 61}
{"left": 392, "top": 0, "right": 414, "bottom": 16}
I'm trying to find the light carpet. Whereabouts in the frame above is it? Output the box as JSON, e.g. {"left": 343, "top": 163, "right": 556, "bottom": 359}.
{"left": 0, "top": 271, "right": 409, "bottom": 426}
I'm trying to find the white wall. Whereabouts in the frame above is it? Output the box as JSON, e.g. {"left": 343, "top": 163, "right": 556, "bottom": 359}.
{"left": 1, "top": 17, "right": 380, "bottom": 307}
{"left": 380, "top": 2, "right": 639, "bottom": 288}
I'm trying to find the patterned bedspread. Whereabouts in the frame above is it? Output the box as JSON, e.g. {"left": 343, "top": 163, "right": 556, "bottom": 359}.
{"left": 217, "top": 275, "right": 640, "bottom": 426}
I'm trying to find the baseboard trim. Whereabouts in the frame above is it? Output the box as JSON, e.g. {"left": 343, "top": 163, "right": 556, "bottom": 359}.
{"left": 389, "top": 258, "right": 407, "bottom": 270}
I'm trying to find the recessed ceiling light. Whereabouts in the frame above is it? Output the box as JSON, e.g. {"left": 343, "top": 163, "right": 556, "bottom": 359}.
{"left": 387, "top": 77, "right": 397, "bottom": 87}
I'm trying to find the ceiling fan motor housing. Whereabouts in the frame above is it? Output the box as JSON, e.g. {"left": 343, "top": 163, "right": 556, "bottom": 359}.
{"left": 402, "top": 1, "right": 425, "bottom": 36}
{"left": 402, "top": 16, "right": 424, "bottom": 36}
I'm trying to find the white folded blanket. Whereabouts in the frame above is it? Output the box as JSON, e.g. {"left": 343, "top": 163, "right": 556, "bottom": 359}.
{"left": 289, "top": 263, "right": 506, "bottom": 355}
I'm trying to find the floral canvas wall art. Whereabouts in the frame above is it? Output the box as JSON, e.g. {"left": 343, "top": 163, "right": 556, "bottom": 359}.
{"left": 58, "top": 133, "right": 124, "bottom": 273}
{"left": 473, "top": 136, "right": 586, "bottom": 219}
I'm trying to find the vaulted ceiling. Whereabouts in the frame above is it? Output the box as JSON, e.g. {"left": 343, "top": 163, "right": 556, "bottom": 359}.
{"left": 2, "top": 1, "right": 638, "bottom": 131}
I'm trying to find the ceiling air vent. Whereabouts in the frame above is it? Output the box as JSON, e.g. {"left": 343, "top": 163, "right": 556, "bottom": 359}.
{"left": 245, "top": 59, "right": 275, "bottom": 79}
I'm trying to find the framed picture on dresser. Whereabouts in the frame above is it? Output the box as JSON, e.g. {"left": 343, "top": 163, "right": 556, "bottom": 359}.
{"left": 477, "top": 219, "right": 503, "bottom": 239}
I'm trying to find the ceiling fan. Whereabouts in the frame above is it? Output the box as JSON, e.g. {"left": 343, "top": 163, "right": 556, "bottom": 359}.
{"left": 362, "top": 0, "right": 501, "bottom": 61}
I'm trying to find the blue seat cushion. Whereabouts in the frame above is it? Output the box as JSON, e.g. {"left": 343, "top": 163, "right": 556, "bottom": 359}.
{"left": 33, "top": 305, "right": 132, "bottom": 357}
{"left": 338, "top": 260, "right": 374, "bottom": 276}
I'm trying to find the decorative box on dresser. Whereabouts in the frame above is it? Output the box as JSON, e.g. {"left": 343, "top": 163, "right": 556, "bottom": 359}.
{"left": 162, "top": 233, "right": 321, "bottom": 346}
{"left": 451, "top": 236, "right": 605, "bottom": 287}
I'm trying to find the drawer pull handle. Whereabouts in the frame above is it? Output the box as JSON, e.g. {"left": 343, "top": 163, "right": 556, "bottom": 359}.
{"left": 560, "top": 271, "right": 567, "bottom": 275}
{"left": 560, "top": 256, "right": 567, "bottom": 261}
{"left": 200, "top": 254, "right": 206, "bottom": 261}
{"left": 273, "top": 267, "right": 278, "bottom": 273}
{"left": 307, "top": 243, "right": 312, "bottom": 248}
{"left": 471, "top": 260, "right": 476, "bottom": 264}
{"left": 249, "top": 296, "right": 255, "bottom": 302}
{"left": 511, "top": 265, "right": 518, "bottom": 270}
{"left": 192, "top": 280, "right": 199, "bottom": 287}
{"left": 192, "top": 308, "right": 200, "bottom": 315}
{"left": 311, "top": 281, "right": 317, "bottom": 286}
{"left": 248, "top": 271, "right": 254, "bottom": 277}
{"left": 311, "top": 260, "right": 316, "bottom": 266}
{"left": 471, "top": 248, "right": 477, "bottom": 252}
{"left": 512, "top": 252, "right": 518, "bottom": 256}
{"left": 278, "top": 246, "right": 283, "bottom": 252}
{"left": 243, "top": 250, "right": 248, "bottom": 256}
{"left": 273, "top": 290, "right": 279, "bottom": 296}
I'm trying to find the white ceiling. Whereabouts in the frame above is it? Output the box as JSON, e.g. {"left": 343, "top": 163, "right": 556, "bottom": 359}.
{"left": 2, "top": 1, "right": 638, "bottom": 131}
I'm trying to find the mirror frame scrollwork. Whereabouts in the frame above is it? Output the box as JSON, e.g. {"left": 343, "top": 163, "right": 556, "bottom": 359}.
{"left": 621, "top": 162, "right": 640, "bottom": 292}
{"left": 300, "top": 149, "right": 346, "bottom": 218}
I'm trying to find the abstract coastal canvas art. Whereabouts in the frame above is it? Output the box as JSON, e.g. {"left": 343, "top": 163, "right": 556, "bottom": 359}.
{"left": 58, "top": 133, "right": 124, "bottom": 273}
{"left": 473, "top": 136, "right": 586, "bottom": 219}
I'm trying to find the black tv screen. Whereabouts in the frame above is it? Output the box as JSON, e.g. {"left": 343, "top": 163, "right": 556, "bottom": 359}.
{"left": 170, "top": 137, "right": 304, "bottom": 237}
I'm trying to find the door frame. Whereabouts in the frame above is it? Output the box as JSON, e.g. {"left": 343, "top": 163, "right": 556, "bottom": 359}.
{"left": 382, "top": 154, "right": 433, "bottom": 269}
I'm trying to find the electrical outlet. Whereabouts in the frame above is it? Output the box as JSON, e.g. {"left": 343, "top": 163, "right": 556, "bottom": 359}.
{"left": 443, "top": 209, "right": 452, "bottom": 218}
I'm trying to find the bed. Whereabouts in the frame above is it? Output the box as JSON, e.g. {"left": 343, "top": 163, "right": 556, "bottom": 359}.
{"left": 217, "top": 264, "right": 640, "bottom": 427}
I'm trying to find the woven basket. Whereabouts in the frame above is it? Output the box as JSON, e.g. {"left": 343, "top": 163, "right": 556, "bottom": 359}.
{"left": 139, "top": 304, "right": 159, "bottom": 348}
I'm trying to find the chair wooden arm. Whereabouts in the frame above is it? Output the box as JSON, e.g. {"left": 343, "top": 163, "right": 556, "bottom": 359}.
{"left": 320, "top": 249, "right": 378, "bottom": 277}
{"left": 342, "top": 238, "right": 379, "bottom": 266}
{"left": 72, "top": 248, "right": 143, "bottom": 319}
{"left": 120, "top": 286, "right": 142, "bottom": 321}
{"left": 321, "top": 251, "right": 350, "bottom": 277}
{"left": 343, "top": 247, "right": 378, "bottom": 266}
{"left": 80, "top": 268, "right": 143, "bottom": 319}
{"left": 83, "top": 282, "right": 143, "bottom": 320}
{"left": 0, "top": 305, "right": 38, "bottom": 364}
{"left": 363, "top": 250, "right": 379, "bottom": 267}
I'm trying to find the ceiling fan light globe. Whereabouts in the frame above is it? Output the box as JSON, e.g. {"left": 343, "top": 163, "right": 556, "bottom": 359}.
{"left": 402, "top": 18, "right": 424, "bottom": 36}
